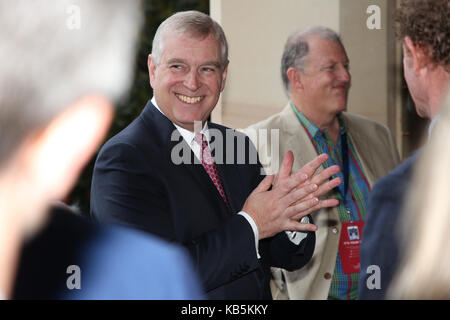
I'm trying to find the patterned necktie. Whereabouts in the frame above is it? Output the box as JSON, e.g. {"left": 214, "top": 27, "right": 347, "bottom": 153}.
{"left": 194, "top": 133, "right": 229, "bottom": 207}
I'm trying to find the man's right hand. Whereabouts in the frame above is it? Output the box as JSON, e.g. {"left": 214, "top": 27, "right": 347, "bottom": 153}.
{"left": 242, "top": 151, "right": 341, "bottom": 240}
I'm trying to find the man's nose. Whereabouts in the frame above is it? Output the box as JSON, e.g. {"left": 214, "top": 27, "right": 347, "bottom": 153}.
{"left": 338, "top": 65, "right": 351, "bottom": 83}
{"left": 184, "top": 70, "right": 201, "bottom": 91}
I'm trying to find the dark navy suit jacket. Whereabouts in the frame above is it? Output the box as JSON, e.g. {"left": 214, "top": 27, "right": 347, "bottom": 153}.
{"left": 90, "top": 100, "right": 315, "bottom": 299}
{"left": 14, "top": 206, "right": 203, "bottom": 299}
{"left": 358, "top": 153, "right": 418, "bottom": 299}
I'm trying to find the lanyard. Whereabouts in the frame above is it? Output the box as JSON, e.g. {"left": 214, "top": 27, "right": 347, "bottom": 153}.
{"left": 341, "top": 132, "right": 350, "bottom": 202}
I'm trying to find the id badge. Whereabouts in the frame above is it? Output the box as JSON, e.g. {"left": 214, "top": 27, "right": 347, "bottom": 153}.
{"left": 338, "top": 221, "right": 364, "bottom": 274}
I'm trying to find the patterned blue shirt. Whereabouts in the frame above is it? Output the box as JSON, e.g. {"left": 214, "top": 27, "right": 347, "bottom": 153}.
{"left": 291, "top": 101, "right": 371, "bottom": 300}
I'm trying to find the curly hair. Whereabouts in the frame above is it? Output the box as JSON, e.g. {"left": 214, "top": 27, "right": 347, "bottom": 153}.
{"left": 395, "top": 0, "right": 450, "bottom": 68}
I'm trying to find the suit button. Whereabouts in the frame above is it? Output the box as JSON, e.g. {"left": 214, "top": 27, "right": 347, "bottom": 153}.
{"left": 332, "top": 227, "right": 338, "bottom": 234}
{"left": 324, "top": 272, "right": 332, "bottom": 280}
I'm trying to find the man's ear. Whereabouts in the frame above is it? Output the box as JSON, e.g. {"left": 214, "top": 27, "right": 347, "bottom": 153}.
{"left": 404, "top": 36, "right": 429, "bottom": 75}
{"left": 27, "top": 95, "right": 113, "bottom": 202}
{"left": 286, "top": 67, "right": 304, "bottom": 90}
{"left": 148, "top": 54, "right": 157, "bottom": 89}
{"left": 220, "top": 60, "right": 229, "bottom": 92}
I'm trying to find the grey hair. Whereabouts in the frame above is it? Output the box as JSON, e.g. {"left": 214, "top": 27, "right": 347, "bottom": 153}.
{"left": 0, "top": 0, "right": 142, "bottom": 166}
{"left": 281, "top": 26, "right": 344, "bottom": 96}
{"left": 151, "top": 11, "right": 228, "bottom": 70}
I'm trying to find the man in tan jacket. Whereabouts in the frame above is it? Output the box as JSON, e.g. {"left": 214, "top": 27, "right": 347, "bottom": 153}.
{"left": 243, "top": 26, "right": 399, "bottom": 299}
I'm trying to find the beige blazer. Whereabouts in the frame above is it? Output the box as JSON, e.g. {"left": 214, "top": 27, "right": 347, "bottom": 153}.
{"left": 242, "top": 103, "right": 400, "bottom": 300}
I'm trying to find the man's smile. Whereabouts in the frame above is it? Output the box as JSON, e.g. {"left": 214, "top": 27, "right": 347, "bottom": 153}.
{"left": 175, "top": 93, "right": 205, "bottom": 104}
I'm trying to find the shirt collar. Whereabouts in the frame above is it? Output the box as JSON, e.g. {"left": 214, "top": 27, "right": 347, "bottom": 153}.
{"left": 428, "top": 114, "right": 440, "bottom": 140}
{"left": 290, "top": 101, "right": 320, "bottom": 138}
{"left": 151, "top": 96, "right": 209, "bottom": 146}
{"left": 290, "top": 101, "right": 347, "bottom": 139}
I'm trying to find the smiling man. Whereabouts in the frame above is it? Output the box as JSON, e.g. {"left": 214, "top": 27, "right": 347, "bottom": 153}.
{"left": 90, "top": 12, "right": 344, "bottom": 299}
{"left": 244, "top": 26, "right": 400, "bottom": 300}
{"left": 148, "top": 31, "right": 226, "bottom": 131}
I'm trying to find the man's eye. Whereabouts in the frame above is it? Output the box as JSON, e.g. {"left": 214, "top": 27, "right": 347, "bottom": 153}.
{"left": 170, "top": 65, "right": 184, "bottom": 70}
{"left": 202, "top": 67, "right": 216, "bottom": 72}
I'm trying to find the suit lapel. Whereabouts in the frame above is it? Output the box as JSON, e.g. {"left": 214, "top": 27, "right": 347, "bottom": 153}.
{"left": 168, "top": 134, "right": 230, "bottom": 216}
{"left": 140, "top": 101, "right": 230, "bottom": 216}
{"left": 279, "top": 104, "right": 322, "bottom": 173}
{"left": 209, "top": 123, "right": 238, "bottom": 214}
{"left": 341, "top": 113, "right": 377, "bottom": 186}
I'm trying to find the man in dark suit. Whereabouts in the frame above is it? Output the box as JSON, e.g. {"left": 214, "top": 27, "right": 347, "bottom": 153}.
{"left": 358, "top": 0, "right": 450, "bottom": 299}
{"left": 91, "top": 10, "right": 342, "bottom": 299}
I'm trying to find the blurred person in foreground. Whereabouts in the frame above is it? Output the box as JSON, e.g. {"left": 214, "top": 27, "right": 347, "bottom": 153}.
{"left": 1, "top": 0, "right": 202, "bottom": 299}
{"left": 388, "top": 88, "right": 450, "bottom": 299}
{"left": 358, "top": 0, "right": 450, "bottom": 299}
{"left": 244, "top": 26, "right": 399, "bottom": 300}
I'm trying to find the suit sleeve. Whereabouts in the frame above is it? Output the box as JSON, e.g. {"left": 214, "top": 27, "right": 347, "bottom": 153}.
{"left": 90, "top": 142, "right": 260, "bottom": 293}
{"left": 358, "top": 175, "right": 403, "bottom": 299}
{"left": 259, "top": 219, "right": 316, "bottom": 271}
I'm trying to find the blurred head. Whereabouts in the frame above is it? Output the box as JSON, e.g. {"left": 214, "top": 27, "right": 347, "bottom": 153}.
{"left": 395, "top": 0, "right": 450, "bottom": 118}
{"left": 282, "top": 27, "right": 351, "bottom": 119}
{"left": 0, "top": 0, "right": 141, "bottom": 234}
{"left": 148, "top": 11, "right": 229, "bottom": 131}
